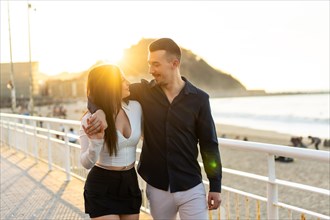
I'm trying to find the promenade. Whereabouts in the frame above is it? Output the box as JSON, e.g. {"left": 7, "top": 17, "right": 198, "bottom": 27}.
{"left": 0, "top": 145, "right": 152, "bottom": 220}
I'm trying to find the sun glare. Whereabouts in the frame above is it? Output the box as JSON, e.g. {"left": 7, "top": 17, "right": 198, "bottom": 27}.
{"left": 37, "top": 42, "right": 126, "bottom": 75}
{"left": 102, "top": 47, "right": 125, "bottom": 66}
{"left": 1, "top": 1, "right": 328, "bottom": 91}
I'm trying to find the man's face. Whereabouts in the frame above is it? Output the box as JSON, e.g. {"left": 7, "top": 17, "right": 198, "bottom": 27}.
{"left": 148, "top": 50, "right": 174, "bottom": 86}
{"left": 121, "top": 74, "right": 130, "bottom": 99}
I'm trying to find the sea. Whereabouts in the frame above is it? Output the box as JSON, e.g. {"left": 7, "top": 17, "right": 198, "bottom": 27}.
{"left": 210, "top": 93, "right": 330, "bottom": 139}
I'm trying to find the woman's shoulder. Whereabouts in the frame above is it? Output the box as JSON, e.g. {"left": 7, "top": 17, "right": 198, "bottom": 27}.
{"left": 127, "top": 101, "right": 142, "bottom": 118}
{"left": 128, "top": 100, "right": 142, "bottom": 110}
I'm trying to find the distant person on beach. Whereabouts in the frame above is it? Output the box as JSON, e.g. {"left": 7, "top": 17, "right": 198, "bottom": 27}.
{"left": 86, "top": 38, "right": 222, "bottom": 220}
{"left": 56, "top": 124, "right": 65, "bottom": 140}
{"left": 275, "top": 136, "right": 309, "bottom": 163}
{"left": 68, "top": 128, "right": 78, "bottom": 143}
{"left": 308, "top": 136, "right": 321, "bottom": 150}
{"left": 324, "top": 139, "right": 330, "bottom": 147}
{"left": 290, "top": 136, "right": 307, "bottom": 148}
{"left": 79, "top": 64, "right": 142, "bottom": 219}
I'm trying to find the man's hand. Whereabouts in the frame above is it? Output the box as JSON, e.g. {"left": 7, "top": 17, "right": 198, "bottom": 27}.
{"left": 83, "top": 123, "right": 105, "bottom": 139}
{"left": 85, "top": 110, "right": 108, "bottom": 136}
{"left": 208, "top": 192, "right": 221, "bottom": 210}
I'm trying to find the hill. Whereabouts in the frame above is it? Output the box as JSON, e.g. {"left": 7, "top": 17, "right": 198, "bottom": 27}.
{"left": 118, "top": 38, "right": 249, "bottom": 97}
{"left": 46, "top": 38, "right": 266, "bottom": 98}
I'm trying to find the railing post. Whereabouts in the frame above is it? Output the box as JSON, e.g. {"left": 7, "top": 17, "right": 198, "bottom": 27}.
{"left": 47, "top": 122, "right": 53, "bottom": 171}
{"left": 33, "top": 120, "right": 38, "bottom": 162}
{"left": 0, "top": 119, "right": 2, "bottom": 145}
{"left": 64, "top": 126, "right": 71, "bottom": 181}
{"left": 14, "top": 119, "right": 18, "bottom": 150}
{"left": 0, "top": 119, "right": 4, "bottom": 146}
{"left": 23, "top": 119, "right": 27, "bottom": 157}
{"left": 267, "top": 154, "right": 279, "bottom": 219}
{"left": 8, "top": 120, "right": 11, "bottom": 149}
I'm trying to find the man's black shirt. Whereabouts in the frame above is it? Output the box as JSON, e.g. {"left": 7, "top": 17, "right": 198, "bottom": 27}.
{"left": 128, "top": 77, "right": 222, "bottom": 193}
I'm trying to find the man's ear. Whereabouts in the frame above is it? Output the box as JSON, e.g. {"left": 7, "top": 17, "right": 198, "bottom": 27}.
{"left": 172, "top": 59, "right": 180, "bottom": 68}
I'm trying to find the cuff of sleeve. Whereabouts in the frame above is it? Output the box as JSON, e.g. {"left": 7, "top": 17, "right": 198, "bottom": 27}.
{"left": 209, "top": 179, "right": 222, "bottom": 193}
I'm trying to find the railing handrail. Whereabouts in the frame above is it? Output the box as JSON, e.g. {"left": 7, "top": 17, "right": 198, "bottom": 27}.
{"left": 0, "top": 112, "right": 330, "bottom": 163}
{"left": 219, "top": 138, "right": 330, "bottom": 163}
{"left": 2, "top": 112, "right": 328, "bottom": 162}
{"left": 0, "top": 112, "right": 81, "bottom": 125}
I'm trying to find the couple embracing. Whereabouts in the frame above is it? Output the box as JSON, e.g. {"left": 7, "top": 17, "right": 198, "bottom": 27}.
{"left": 80, "top": 38, "right": 222, "bottom": 220}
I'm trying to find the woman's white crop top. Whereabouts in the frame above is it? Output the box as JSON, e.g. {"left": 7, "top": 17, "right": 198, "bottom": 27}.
{"left": 79, "top": 101, "right": 142, "bottom": 169}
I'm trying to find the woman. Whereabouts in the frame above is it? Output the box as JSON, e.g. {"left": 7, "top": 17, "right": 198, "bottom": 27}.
{"left": 80, "top": 64, "right": 142, "bottom": 220}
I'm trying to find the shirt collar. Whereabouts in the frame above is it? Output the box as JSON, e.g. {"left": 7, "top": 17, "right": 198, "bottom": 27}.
{"left": 182, "top": 77, "right": 198, "bottom": 95}
{"left": 148, "top": 76, "right": 198, "bottom": 95}
{"left": 122, "top": 101, "right": 129, "bottom": 111}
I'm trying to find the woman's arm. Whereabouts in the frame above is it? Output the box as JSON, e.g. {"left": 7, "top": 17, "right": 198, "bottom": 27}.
{"left": 79, "top": 115, "right": 105, "bottom": 169}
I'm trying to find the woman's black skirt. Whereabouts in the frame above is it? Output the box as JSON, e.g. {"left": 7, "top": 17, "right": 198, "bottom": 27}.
{"left": 83, "top": 165, "right": 142, "bottom": 218}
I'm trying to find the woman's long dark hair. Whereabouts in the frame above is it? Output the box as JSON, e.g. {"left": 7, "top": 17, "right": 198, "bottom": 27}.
{"left": 86, "top": 64, "right": 122, "bottom": 156}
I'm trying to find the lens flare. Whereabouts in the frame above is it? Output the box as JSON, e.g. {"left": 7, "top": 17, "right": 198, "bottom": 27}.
{"left": 210, "top": 161, "right": 217, "bottom": 169}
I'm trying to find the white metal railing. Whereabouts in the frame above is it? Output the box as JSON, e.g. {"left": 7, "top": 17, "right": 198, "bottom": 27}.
{"left": 216, "top": 139, "right": 330, "bottom": 220}
{"left": 1, "top": 113, "right": 329, "bottom": 220}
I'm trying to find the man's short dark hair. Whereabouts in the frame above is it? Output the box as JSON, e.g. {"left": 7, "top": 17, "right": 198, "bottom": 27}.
{"left": 149, "top": 38, "right": 181, "bottom": 61}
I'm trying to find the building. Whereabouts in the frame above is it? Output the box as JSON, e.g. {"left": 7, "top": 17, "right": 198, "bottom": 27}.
{"left": 1, "top": 62, "right": 43, "bottom": 103}
{"left": 46, "top": 71, "right": 87, "bottom": 99}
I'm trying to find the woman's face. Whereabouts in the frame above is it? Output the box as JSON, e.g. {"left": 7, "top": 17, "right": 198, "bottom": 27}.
{"left": 121, "top": 75, "right": 130, "bottom": 99}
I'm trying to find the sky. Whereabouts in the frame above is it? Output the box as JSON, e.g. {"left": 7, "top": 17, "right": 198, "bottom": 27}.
{"left": 0, "top": 0, "right": 329, "bottom": 93}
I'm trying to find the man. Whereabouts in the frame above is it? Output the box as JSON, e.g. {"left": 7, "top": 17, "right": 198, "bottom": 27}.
{"left": 308, "top": 136, "right": 321, "bottom": 150}
{"left": 87, "top": 38, "right": 222, "bottom": 219}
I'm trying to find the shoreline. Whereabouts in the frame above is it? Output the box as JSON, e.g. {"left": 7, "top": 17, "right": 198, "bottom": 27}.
{"left": 1, "top": 100, "right": 328, "bottom": 148}
{"left": 216, "top": 123, "right": 329, "bottom": 151}
{"left": 216, "top": 123, "right": 293, "bottom": 146}
{"left": 210, "top": 90, "right": 329, "bottom": 98}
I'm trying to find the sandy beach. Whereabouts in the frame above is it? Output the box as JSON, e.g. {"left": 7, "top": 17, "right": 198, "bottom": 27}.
{"left": 216, "top": 123, "right": 329, "bottom": 218}
{"left": 216, "top": 123, "right": 293, "bottom": 146}
{"left": 1, "top": 99, "right": 329, "bottom": 218}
